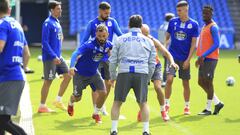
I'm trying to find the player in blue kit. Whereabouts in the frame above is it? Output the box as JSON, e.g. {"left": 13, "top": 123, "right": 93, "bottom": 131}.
{"left": 38, "top": 1, "right": 71, "bottom": 113}
{"left": 164, "top": 1, "right": 199, "bottom": 115}
{"left": 67, "top": 24, "right": 113, "bottom": 124}
{"left": 81, "top": 2, "right": 122, "bottom": 116}
{"left": 0, "top": 0, "right": 29, "bottom": 134}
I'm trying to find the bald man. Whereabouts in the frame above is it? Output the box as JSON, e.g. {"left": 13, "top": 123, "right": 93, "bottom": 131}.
{"left": 137, "top": 24, "right": 178, "bottom": 122}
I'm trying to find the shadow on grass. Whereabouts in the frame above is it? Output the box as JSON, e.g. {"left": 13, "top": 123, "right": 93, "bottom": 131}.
{"left": 28, "top": 79, "right": 42, "bottom": 83}
{"left": 33, "top": 112, "right": 59, "bottom": 118}
{"left": 170, "top": 114, "right": 206, "bottom": 123}
{"left": 53, "top": 116, "right": 107, "bottom": 132}
{"left": 225, "top": 118, "right": 240, "bottom": 123}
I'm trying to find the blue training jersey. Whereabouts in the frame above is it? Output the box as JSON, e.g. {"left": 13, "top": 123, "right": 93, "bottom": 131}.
{"left": 0, "top": 16, "right": 27, "bottom": 82}
{"left": 42, "top": 16, "right": 63, "bottom": 61}
{"left": 80, "top": 17, "right": 122, "bottom": 62}
{"left": 167, "top": 17, "right": 199, "bottom": 61}
{"left": 70, "top": 38, "right": 113, "bottom": 76}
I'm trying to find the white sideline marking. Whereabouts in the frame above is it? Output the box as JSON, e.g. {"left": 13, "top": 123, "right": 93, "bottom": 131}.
{"left": 128, "top": 93, "right": 194, "bottom": 135}
{"left": 19, "top": 82, "right": 35, "bottom": 135}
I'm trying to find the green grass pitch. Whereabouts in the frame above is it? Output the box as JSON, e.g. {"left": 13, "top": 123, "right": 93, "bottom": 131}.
{"left": 26, "top": 47, "right": 240, "bottom": 135}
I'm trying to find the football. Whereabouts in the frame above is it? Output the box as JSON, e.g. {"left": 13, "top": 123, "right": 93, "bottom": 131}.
{"left": 226, "top": 76, "right": 235, "bottom": 86}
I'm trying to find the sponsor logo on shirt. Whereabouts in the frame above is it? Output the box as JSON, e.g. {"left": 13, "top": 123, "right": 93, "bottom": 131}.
{"left": 174, "top": 31, "right": 187, "bottom": 41}
{"left": 92, "top": 53, "right": 103, "bottom": 62}
{"left": 12, "top": 56, "right": 23, "bottom": 63}
{"left": 13, "top": 41, "right": 24, "bottom": 48}
{"left": 121, "top": 58, "right": 144, "bottom": 64}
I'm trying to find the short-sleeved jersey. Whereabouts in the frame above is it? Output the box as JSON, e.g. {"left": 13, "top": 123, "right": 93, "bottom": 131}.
{"left": 167, "top": 17, "right": 199, "bottom": 61}
{"left": 71, "top": 38, "right": 113, "bottom": 76}
{"left": 42, "top": 16, "right": 63, "bottom": 61}
{"left": 0, "top": 16, "right": 27, "bottom": 82}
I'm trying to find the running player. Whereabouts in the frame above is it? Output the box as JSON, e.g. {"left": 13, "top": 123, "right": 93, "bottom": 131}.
{"left": 109, "top": 15, "right": 156, "bottom": 135}
{"left": 137, "top": 24, "right": 178, "bottom": 122}
{"left": 81, "top": 2, "right": 122, "bottom": 115}
{"left": 67, "top": 24, "right": 112, "bottom": 124}
{"left": 38, "top": 1, "right": 71, "bottom": 113}
{"left": 0, "top": 0, "right": 28, "bottom": 134}
{"left": 165, "top": 1, "right": 199, "bottom": 115}
{"left": 196, "top": 5, "right": 224, "bottom": 115}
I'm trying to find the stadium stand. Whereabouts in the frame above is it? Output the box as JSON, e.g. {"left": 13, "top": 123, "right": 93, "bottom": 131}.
{"left": 69, "top": 0, "right": 235, "bottom": 44}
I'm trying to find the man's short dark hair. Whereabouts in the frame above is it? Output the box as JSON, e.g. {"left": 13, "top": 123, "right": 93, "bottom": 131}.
{"left": 129, "top": 15, "right": 143, "bottom": 28}
{"left": 203, "top": 5, "right": 213, "bottom": 12}
{"left": 0, "top": 0, "right": 9, "bottom": 14}
{"left": 176, "top": 1, "right": 188, "bottom": 8}
{"left": 99, "top": 2, "right": 111, "bottom": 10}
{"left": 48, "top": 0, "right": 61, "bottom": 11}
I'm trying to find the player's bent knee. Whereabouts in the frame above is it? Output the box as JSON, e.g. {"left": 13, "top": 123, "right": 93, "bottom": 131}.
{"left": 72, "top": 95, "right": 81, "bottom": 102}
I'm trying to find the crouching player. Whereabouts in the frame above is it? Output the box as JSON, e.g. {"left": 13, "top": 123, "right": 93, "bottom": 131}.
{"left": 67, "top": 24, "right": 112, "bottom": 124}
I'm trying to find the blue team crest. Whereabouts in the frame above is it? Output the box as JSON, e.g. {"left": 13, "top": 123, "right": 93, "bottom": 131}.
{"left": 107, "top": 21, "right": 112, "bottom": 26}
{"left": 187, "top": 24, "right": 192, "bottom": 29}
{"left": 174, "top": 31, "right": 187, "bottom": 41}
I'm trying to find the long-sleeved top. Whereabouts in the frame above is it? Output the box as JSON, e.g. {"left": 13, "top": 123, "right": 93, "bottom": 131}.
{"left": 109, "top": 28, "right": 156, "bottom": 81}
{"left": 80, "top": 17, "right": 122, "bottom": 62}
{"left": 158, "top": 21, "right": 169, "bottom": 44}
{"left": 41, "top": 16, "right": 63, "bottom": 61}
{"left": 70, "top": 38, "right": 113, "bottom": 76}
{"left": 0, "top": 16, "right": 27, "bottom": 82}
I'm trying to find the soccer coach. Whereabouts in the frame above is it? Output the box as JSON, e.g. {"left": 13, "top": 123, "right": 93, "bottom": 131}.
{"left": 109, "top": 15, "right": 156, "bottom": 135}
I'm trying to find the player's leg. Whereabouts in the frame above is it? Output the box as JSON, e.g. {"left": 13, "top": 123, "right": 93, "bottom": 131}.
{"left": 164, "top": 61, "right": 177, "bottom": 113}
{"left": 133, "top": 73, "right": 150, "bottom": 135}
{"left": 100, "top": 61, "right": 111, "bottom": 115}
{"left": 153, "top": 80, "right": 169, "bottom": 121}
{"left": 110, "top": 101, "right": 122, "bottom": 135}
{"left": 0, "top": 81, "right": 26, "bottom": 134}
{"left": 53, "top": 60, "right": 71, "bottom": 110}
{"left": 91, "top": 72, "right": 107, "bottom": 123}
{"left": 205, "top": 61, "right": 223, "bottom": 115}
{"left": 38, "top": 60, "right": 56, "bottom": 113}
{"left": 162, "top": 56, "right": 168, "bottom": 87}
{"left": 110, "top": 73, "right": 131, "bottom": 134}
{"left": 0, "top": 115, "right": 27, "bottom": 135}
{"left": 179, "top": 61, "right": 191, "bottom": 115}
{"left": 182, "top": 79, "right": 191, "bottom": 115}
{"left": 67, "top": 73, "right": 87, "bottom": 116}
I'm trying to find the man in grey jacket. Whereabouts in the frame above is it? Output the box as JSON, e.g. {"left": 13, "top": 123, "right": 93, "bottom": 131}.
{"left": 109, "top": 15, "right": 156, "bottom": 135}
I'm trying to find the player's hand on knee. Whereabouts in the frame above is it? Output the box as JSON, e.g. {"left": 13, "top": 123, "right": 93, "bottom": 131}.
{"left": 68, "top": 68, "right": 75, "bottom": 76}
{"left": 110, "top": 80, "right": 115, "bottom": 88}
{"left": 170, "top": 62, "right": 179, "bottom": 70}
{"left": 195, "top": 56, "right": 204, "bottom": 68}
{"left": 183, "top": 60, "right": 190, "bottom": 70}
{"left": 53, "top": 57, "right": 61, "bottom": 65}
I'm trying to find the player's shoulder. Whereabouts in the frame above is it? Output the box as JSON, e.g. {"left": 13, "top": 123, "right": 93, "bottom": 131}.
{"left": 169, "top": 17, "right": 179, "bottom": 23}
{"left": 89, "top": 17, "right": 98, "bottom": 24}
{"left": 106, "top": 40, "right": 113, "bottom": 48}
{"left": 108, "top": 17, "right": 116, "bottom": 22}
{"left": 43, "top": 16, "right": 55, "bottom": 27}
{"left": 0, "top": 17, "right": 9, "bottom": 28}
{"left": 0, "top": 16, "right": 16, "bottom": 29}
{"left": 189, "top": 18, "right": 199, "bottom": 26}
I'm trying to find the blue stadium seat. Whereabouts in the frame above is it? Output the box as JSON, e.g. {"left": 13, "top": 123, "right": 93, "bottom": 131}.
{"left": 69, "top": 0, "right": 234, "bottom": 38}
